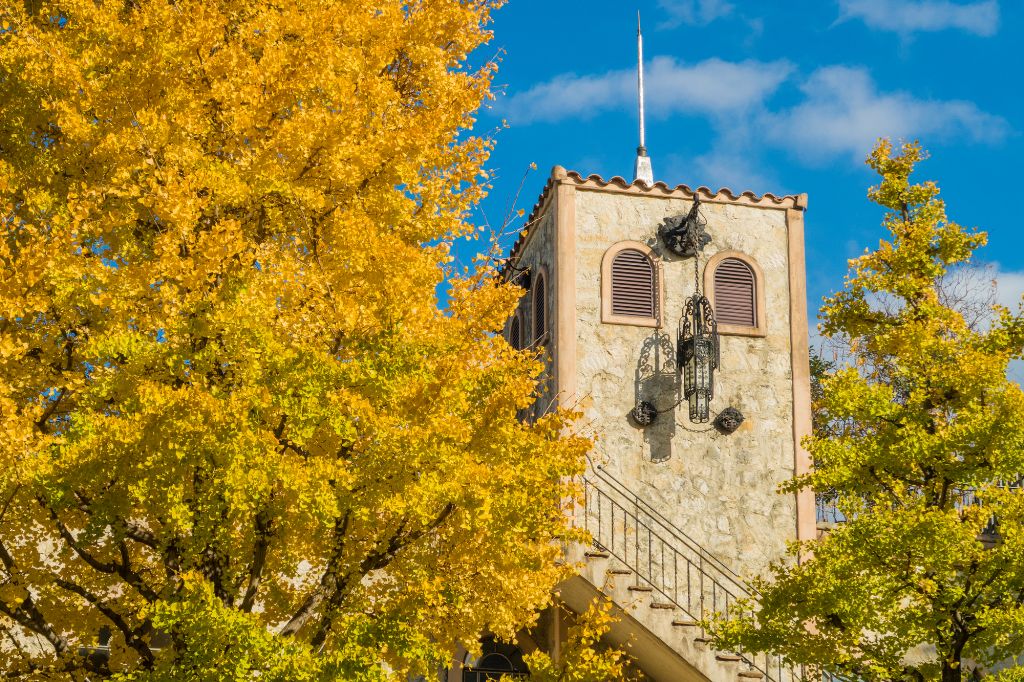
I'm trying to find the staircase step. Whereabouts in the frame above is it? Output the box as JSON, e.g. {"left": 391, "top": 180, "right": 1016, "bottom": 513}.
{"left": 607, "top": 568, "right": 632, "bottom": 575}
{"left": 627, "top": 585, "right": 653, "bottom": 593}
{"left": 738, "top": 671, "right": 765, "bottom": 679}
{"left": 694, "top": 636, "right": 713, "bottom": 644}
{"left": 716, "top": 654, "right": 742, "bottom": 663}
{"left": 672, "top": 619, "right": 699, "bottom": 627}
{"left": 650, "top": 602, "right": 674, "bottom": 610}
{"left": 584, "top": 550, "right": 610, "bottom": 558}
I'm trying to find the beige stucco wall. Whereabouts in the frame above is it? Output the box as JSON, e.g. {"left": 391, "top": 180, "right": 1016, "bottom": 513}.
{"left": 571, "top": 187, "right": 798, "bottom": 576}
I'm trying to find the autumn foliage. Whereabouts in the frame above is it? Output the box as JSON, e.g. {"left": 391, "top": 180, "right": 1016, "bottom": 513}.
{"left": 712, "top": 142, "right": 1024, "bottom": 681}
{"left": 0, "top": 0, "right": 588, "bottom": 678}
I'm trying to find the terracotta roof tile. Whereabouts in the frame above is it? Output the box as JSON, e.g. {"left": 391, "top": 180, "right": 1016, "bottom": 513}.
{"left": 502, "top": 166, "right": 807, "bottom": 278}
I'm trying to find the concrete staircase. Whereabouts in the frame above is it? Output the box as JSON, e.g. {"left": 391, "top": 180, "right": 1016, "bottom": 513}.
{"left": 561, "top": 467, "right": 803, "bottom": 682}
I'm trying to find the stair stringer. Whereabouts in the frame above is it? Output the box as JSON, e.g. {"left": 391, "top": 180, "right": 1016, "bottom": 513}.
{"left": 560, "top": 542, "right": 763, "bottom": 682}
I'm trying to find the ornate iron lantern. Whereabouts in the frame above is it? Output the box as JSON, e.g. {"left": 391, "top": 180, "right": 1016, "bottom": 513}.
{"left": 666, "top": 195, "right": 720, "bottom": 424}
{"left": 678, "top": 294, "right": 719, "bottom": 422}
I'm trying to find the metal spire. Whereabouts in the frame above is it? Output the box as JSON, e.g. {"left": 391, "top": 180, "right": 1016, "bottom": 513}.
{"left": 633, "top": 11, "right": 654, "bottom": 185}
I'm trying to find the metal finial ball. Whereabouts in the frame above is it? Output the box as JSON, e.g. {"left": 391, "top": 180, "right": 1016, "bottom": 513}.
{"left": 630, "top": 401, "right": 658, "bottom": 427}
{"left": 714, "top": 407, "right": 745, "bottom": 434}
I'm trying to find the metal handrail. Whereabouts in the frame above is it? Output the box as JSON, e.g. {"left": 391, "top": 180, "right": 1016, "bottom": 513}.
{"left": 589, "top": 462, "right": 747, "bottom": 586}
{"left": 816, "top": 479, "right": 1024, "bottom": 532}
{"left": 577, "top": 466, "right": 804, "bottom": 682}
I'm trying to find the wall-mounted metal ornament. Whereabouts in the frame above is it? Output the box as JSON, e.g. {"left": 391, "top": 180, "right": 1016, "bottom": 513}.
{"left": 631, "top": 332, "right": 679, "bottom": 429}
{"left": 714, "top": 407, "right": 744, "bottom": 434}
{"left": 678, "top": 293, "right": 719, "bottom": 423}
{"left": 630, "top": 400, "right": 658, "bottom": 426}
{"left": 659, "top": 195, "right": 711, "bottom": 258}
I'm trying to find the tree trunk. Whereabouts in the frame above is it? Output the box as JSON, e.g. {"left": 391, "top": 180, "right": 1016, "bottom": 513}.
{"left": 942, "top": 658, "right": 962, "bottom": 682}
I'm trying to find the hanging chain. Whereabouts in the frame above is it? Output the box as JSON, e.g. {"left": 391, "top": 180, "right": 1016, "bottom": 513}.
{"left": 693, "top": 246, "right": 700, "bottom": 297}
{"left": 687, "top": 205, "right": 701, "bottom": 297}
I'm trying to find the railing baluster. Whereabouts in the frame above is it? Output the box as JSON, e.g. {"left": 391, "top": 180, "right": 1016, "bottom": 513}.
{"left": 673, "top": 547, "right": 678, "bottom": 604}
{"left": 580, "top": 470, "right": 801, "bottom": 682}
{"left": 647, "top": 523, "right": 652, "bottom": 587}
{"left": 699, "top": 556, "right": 705, "bottom": 637}
{"left": 634, "top": 512, "right": 639, "bottom": 583}
{"left": 687, "top": 559, "right": 692, "bottom": 614}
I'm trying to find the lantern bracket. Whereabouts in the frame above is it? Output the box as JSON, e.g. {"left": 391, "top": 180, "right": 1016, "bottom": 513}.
{"left": 660, "top": 195, "right": 711, "bottom": 258}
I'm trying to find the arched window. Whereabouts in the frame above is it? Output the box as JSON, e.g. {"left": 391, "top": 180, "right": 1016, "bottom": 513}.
{"left": 508, "top": 315, "right": 522, "bottom": 350}
{"left": 533, "top": 273, "right": 546, "bottom": 344}
{"left": 601, "top": 242, "right": 660, "bottom": 327}
{"left": 611, "top": 250, "right": 656, "bottom": 317}
{"left": 706, "top": 252, "right": 765, "bottom": 336}
{"left": 714, "top": 258, "right": 755, "bottom": 326}
{"left": 463, "top": 637, "right": 529, "bottom": 680}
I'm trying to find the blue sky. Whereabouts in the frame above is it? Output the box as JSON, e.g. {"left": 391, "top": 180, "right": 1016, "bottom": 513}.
{"left": 463, "top": 0, "right": 1023, "bottom": 335}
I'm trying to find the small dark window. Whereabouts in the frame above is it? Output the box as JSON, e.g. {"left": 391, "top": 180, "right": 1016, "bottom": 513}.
{"left": 611, "top": 249, "right": 656, "bottom": 318}
{"left": 533, "top": 274, "right": 546, "bottom": 343}
{"left": 508, "top": 316, "right": 522, "bottom": 350}
{"left": 463, "top": 637, "right": 529, "bottom": 681}
{"left": 714, "top": 258, "right": 756, "bottom": 327}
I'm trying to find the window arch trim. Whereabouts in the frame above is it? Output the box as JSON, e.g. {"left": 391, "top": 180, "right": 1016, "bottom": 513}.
{"left": 532, "top": 270, "right": 548, "bottom": 345}
{"left": 601, "top": 241, "right": 663, "bottom": 328}
{"left": 704, "top": 250, "right": 767, "bottom": 337}
{"left": 507, "top": 312, "right": 523, "bottom": 350}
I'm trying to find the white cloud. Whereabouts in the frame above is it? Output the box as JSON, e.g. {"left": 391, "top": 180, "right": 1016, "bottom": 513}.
{"left": 808, "top": 264, "right": 1024, "bottom": 383}
{"left": 663, "top": 129, "right": 776, "bottom": 192}
{"left": 645, "top": 57, "right": 793, "bottom": 115}
{"left": 837, "top": 0, "right": 1000, "bottom": 36}
{"left": 690, "top": 147, "right": 773, "bottom": 192}
{"left": 982, "top": 266, "right": 1024, "bottom": 383}
{"left": 501, "top": 57, "right": 792, "bottom": 126}
{"left": 656, "top": 0, "right": 734, "bottom": 28}
{"left": 761, "top": 66, "right": 1010, "bottom": 162}
{"left": 993, "top": 266, "right": 1024, "bottom": 311}
{"left": 501, "top": 59, "right": 1010, "bottom": 191}
{"left": 927, "top": 263, "right": 1024, "bottom": 329}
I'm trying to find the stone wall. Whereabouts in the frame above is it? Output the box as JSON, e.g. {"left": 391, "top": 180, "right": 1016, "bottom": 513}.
{"left": 571, "top": 187, "right": 798, "bottom": 577}
{"left": 506, "top": 205, "right": 557, "bottom": 415}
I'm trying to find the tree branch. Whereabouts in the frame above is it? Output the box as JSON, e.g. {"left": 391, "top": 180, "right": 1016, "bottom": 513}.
{"left": 42, "top": 500, "right": 159, "bottom": 602}
{"left": 34, "top": 387, "right": 68, "bottom": 435}
{"left": 0, "top": 538, "right": 69, "bottom": 657}
{"left": 309, "top": 502, "right": 456, "bottom": 648}
{"left": 53, "top": 577, "right": 155, "bottom": 666}
{"left": 279, "top": 510, "right": 351, "bottom": 638}
{"left": 239, "top": 505, "right": 275, "bottom": 612}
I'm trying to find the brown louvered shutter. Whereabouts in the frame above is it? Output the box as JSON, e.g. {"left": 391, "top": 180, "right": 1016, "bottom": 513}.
{"left": 714, "top": 258, "right": 756, "bottom": 327}
{"left": 509, "top": 317, "right": 522, "bottom": 350}
{"left": 533, "top": 276, "right": 546, "bottom": 342}
{"left": 611, "top": 250, "right": 656, "bottom": 318}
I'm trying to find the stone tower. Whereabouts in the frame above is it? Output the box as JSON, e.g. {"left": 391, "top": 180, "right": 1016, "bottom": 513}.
{"left": 494, "top": 166, "right": 813, "bottom": 681}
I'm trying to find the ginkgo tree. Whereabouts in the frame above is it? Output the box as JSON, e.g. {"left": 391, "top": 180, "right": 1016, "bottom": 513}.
{"left": 0, "top": 0, "right": 590, "bottom": 679}
{"left": 712, "top": 141, "right": 1024, "bottom": 681}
